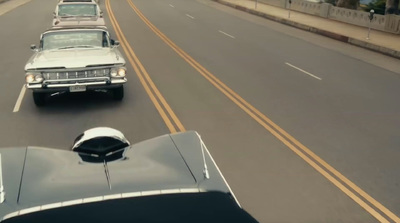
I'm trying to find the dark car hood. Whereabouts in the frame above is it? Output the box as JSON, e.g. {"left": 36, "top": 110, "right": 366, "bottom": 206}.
{"left": 0, "top": 131, "right": 232, "bottom": 220}
{"left": 17, "top": 134, "right": 196, "bottom": 206}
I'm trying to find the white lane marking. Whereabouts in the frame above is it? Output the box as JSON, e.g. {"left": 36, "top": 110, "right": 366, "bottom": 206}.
{"left": 285, "top": 62, "right": 322, "bottom": 80}
{"left": 218, "top": 30, "right": 235, "bottom": 39}
{"left": 186, "top": 14, "right": 194, "bottom": 19}
{"left": 13, "top": 85, "right": 26, "bottom": 113}
{"left": 169, "top": 4, "right": 175, "bottom": 8}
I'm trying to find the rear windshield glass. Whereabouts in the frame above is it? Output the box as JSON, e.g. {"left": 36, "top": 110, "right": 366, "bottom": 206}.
{"left": 58, "top": 4, "right": 97, "bottom": 16}
{"left": 3, "top": 192, "right": 258, "bottom": 223}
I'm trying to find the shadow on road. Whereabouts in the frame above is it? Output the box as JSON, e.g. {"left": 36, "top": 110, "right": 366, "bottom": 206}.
{"left": 32, "top": 91, "right": 126, "bottom": 114}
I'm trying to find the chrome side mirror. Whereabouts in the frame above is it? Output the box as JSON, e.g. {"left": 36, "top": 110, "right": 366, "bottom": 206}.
{"left": 30, "top": 44, "right": 38, "bottom": 52}
{"left": 111, "top": 39, "right": 120, "bottom": 48}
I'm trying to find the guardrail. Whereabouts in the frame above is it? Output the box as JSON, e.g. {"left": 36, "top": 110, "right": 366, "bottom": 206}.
{"left": 328, "top": 6, "right": 386, "bottom": 31}
{"left": 257, "top": 0, "right": 400, "bottom": 33}
{"left": 288, "top": 0, "right": 329, "bottom": 17}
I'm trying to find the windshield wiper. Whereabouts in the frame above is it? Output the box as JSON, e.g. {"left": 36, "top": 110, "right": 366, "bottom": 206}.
{"left": 59, "top": 14, "right": 75, "bottom": 18}
{"left": 56, "top": 46, "right": 76, "bottom": 50}
{"left": 57, "top": 45, "right": 100, "bottom": 50}
{"left": 75, "top": 45, "right": 101, "bottom": 48}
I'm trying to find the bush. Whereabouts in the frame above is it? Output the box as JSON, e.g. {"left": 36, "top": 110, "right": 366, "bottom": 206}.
{"left": 325, "top": 0, "right": 336, "bottom": 6}
{"left": 364, "top": 0, "right": 386, "bottom": 14}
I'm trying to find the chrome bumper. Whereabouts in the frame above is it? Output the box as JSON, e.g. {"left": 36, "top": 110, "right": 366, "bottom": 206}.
{"left": 26, "top": 78, "right": 127, "bottom": 92}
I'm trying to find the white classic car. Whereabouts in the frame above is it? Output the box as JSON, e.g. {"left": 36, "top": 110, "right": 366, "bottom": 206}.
{"left": 25, "top": 27, "right": 127, "bottom": 106}
{"left": 53, "top": 1, "right": 105, "bottom": 28}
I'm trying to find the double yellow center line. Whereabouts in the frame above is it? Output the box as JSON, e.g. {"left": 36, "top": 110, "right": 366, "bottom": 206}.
{"left": 106, "top": 0, "right": 399, "bottom": 222}
{"left": 105, "top": 0, "right": 185, "bottom": 133}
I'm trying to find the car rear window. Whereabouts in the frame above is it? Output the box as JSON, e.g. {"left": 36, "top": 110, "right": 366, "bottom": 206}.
{"left": 58, "top": 4, "right": 97, "bottom": 16}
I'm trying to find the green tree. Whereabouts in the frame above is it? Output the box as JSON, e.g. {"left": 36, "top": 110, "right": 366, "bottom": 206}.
{"left": 325, "top": 0, "right": 336, "bottom": 5}
{"left": 363, "top": 0, "right": 399, "bottom": 14}
{"left": 364, "top": 0, "right": 386, "bottom": 14}
{"left": 385, "top": 0, "right": 399, "bottom": 14}
{"left": 336, "top": 0, "right": 359, "bottom": 9}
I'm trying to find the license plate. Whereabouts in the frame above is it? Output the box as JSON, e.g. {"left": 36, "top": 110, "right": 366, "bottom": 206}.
{"left": 69, "top": 85, "right": 86, "bottom": 92}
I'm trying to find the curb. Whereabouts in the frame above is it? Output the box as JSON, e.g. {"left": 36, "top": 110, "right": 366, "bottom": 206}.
{"left": 213, "top": 0, "right": 400, "bottom": 59}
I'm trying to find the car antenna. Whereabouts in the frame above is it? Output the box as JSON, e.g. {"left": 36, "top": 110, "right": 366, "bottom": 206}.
{"left": 196, "top": 133, "right": 210, "bottom": 180}
{"left": 0, "top": 154, "right": 5, "bottom": 203}
{"left": 103, "top": 160, "right": 112, "bottom": 190}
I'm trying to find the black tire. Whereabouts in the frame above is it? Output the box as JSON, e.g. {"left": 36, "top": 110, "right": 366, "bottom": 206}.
{"left": 113, "top": 86, "right": 124, "bottom": 100}
{"left": 33, "top": 92, "right": 46, "bottom": 106}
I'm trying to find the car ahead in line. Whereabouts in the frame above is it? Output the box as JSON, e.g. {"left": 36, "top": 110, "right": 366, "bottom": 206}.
{"left": 25, "top": 27, "right": 127, "bottom": 106}
{"left": 53, "top": 1, "right": 105, "bottom": 28}
{"left": 0, "top": 128, "right": 258, "bottom": 223}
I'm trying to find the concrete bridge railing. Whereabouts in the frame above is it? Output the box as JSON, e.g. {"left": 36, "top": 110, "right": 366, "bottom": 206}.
{"left": 257, "top": 0, "right": 400, "bottom": 33}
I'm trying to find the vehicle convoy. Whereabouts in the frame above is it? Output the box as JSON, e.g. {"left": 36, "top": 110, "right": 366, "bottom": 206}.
{"left": 25, "top": 27, "right": 127, "bottom": 106}
{"left": 53, "top": 1, "right": 105, "bottom": 28}
{"left": 0, "top": 128, "right": 258, "bottom": 223}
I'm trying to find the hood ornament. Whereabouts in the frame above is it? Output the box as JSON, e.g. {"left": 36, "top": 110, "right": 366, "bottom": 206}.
{"left": 72, "top": 127, "right": 130, "bottom": 163}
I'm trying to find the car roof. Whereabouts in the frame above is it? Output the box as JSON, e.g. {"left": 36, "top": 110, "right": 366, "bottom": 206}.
{"left": 43, "top": 26, "right": 108, "bottom": 34}
{"left": 59, "top": 0, "right": 95, "bottom": 2}
{"left": 57, "top": 1, "right": 97, "bottom": 5}
{"left": 52, "top": 19, "right": 106, "bottom": 29}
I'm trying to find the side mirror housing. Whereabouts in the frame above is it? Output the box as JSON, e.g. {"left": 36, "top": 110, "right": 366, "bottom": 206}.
{"left": 30, "top": 44, "right": 38, "bottom": 52}
{"left": 100, "top": 11, "right": 103, "bottom": 18}
{"left": 111, "top": 39, "right": 120, "bottom": 47}
{"left": 53, "top": 12, "right": 56, "bottom": 18}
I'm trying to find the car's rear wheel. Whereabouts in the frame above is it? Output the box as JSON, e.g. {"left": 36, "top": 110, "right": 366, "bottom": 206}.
{"left": 113, "top": 86, "right": 124, "bottom": 100}
{"left": 33, "top": 92, "right": 46, "bottom": 106}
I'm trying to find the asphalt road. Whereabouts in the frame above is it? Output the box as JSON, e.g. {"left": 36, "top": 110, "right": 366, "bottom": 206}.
{"left": 1, "top": 0, "right": 400, "bottom": 222}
